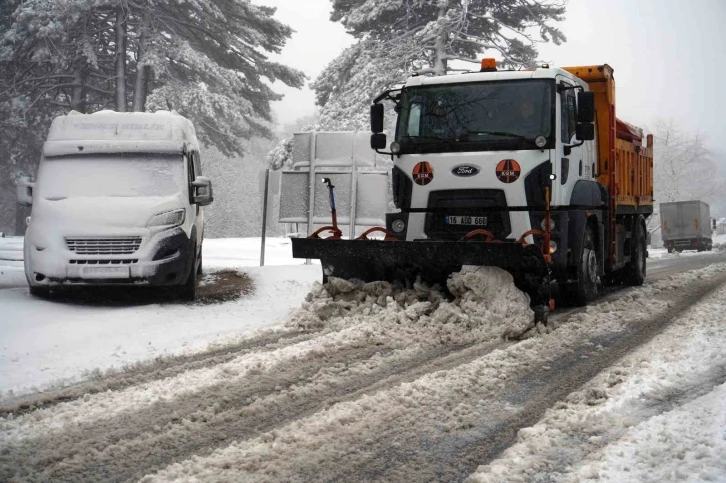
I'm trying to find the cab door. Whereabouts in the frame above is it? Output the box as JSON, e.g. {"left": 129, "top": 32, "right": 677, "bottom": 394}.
{"left": 554, "top": 77, "right": 584, "bottom": 206}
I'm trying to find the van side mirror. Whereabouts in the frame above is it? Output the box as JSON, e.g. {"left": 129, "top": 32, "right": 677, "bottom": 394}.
{"left": 576, "top": 123, "right": 595, "bottom": 141}
{"left": 370, "top": 133, "right": 387, "bottom": 150}
{"left": 577, "top": 91, "right": 595, "bottom": 123}
{"left": 192, "top": 176, "right": 213, "bottom": 206}
{"left": 371, "top": 104, "right": 384, "bottom": 133}
{"left": 16, "top": 176, "right": 34, "bottom": 206}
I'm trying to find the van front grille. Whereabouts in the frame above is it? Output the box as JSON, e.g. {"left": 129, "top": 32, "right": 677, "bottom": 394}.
{"left": 66, "top": 237, "right": 142, "bottom": 255}
{"left": 69, "top": 259, "right": 138, "bottom": 265}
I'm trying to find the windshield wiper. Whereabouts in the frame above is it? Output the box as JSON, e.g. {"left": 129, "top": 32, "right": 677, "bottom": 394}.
{"left": 402, "top": 135, "right": 459, "bottom": 145}
{"left": 463, "top": 130, "right": 531, "bottom": 140}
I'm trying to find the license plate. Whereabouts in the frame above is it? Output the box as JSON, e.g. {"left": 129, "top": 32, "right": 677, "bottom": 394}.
{"left": 81, "top": 266, "right": 130, "bottom": 279}
{"left": 444, "top": 215, "right": 487, "bottom": 226}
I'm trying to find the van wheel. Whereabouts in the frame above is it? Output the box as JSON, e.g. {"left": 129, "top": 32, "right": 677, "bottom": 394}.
{"left": 179, "top": 244, "right": 198, "bottom": 302}
{"left": 561, "top": 226, "right": 598, "bottom": 306}
{"left": 624, "top": 221, "right": 646, "bottom": 286}
{"left": 29, "top": 286, "right": 50, "bottom": 298}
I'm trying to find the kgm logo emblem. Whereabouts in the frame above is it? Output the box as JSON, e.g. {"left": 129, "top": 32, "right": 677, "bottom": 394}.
{"left": 452, "top": 165, "right": 480, "bottom": 177}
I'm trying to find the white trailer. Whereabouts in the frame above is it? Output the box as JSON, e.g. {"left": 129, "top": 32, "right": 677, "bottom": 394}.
{"left": 660, "top": 200, "right": 712, "bottom": 252}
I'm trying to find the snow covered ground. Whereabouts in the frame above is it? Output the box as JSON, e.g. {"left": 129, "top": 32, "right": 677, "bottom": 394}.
{"left": 0, "top": 237, "right": 319, "bottom": 395}
{"left": 3, "top": 236, "right": 726, "bottom": 482}
{"left": 469, "top": 276, "right": 726, "bottom": 482}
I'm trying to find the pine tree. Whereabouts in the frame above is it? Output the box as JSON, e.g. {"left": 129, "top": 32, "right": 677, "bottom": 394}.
{"left": 268, "top": 0, "right": 566, "bottom": 169}
{"left": 0, "top": 0, "right": 306, "bottom": 156}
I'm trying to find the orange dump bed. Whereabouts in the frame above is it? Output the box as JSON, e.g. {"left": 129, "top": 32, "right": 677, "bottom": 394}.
{"left": 562, "top": 65, "right": 654, "bottom": 212}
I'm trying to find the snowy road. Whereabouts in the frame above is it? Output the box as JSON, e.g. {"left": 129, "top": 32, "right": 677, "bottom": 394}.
{"left": 1, "top": 251, "right": 726, "bottom": 482}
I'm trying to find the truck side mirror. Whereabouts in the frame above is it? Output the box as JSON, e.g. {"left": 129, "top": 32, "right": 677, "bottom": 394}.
{"left": 370, "top": 133, "right": 387, "bottom": 150}
{"left": 16, "top": 176, "right": 34, "bottom": 207}
{"left": 192, "top": 176, "right": 213, "bottom": 206}
{"left": 577, "top": 91, "right": 595, "bottom": 123}
{"left": 576, "top": 123, "right": 595, "bottom": 141}
{"left": 371, "top": 104, "right": 384, "bottom": 133}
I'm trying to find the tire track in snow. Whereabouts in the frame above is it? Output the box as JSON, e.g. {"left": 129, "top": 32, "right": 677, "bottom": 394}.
{"left": 0, "top": 337, "right": 516, "bottom": 483}
{"left": 331, "top": 273, "right": 726, "bottom": 483}
{"left": 3, "top": 264, "right": 725, "bottom": 483}
{"left": 1, "top": 250, "right": 690, "bottom": 418}
{"left": 0, "top": 326, "right": 320, "bottom": 416}
{"left": 142, "top": 267, "right": 726, "bottom": 483}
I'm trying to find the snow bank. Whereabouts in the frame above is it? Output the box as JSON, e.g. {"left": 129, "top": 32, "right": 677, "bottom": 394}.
{"left": 0, "top": 237, "right": 24, "bottom": 288}
{"left": 288, "top": 265, "right": 533, "bottom": 345}
{"left": 0, "top": 264, "right": 319, "bottom": 396}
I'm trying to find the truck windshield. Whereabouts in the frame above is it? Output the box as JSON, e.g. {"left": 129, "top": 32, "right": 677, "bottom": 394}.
{"left": 396, "top": 80, "right": 553, "bottom": 154}
{"left": 37, "top": 153, "right": 185, "bottom": 199}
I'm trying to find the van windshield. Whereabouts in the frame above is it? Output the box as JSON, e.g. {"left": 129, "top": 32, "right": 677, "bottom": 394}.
{"left": 37, "top": 154, "right": 185, "bottom": 199}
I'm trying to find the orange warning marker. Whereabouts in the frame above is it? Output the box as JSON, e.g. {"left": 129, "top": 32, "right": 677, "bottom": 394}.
{"left": 495, "top": 159, "right": 521, "bottom": 183}
{"left": 413, "top": 161, "right": 434, "bottom": 186}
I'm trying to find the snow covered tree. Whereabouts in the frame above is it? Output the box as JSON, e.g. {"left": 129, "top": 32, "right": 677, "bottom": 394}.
{"left": 647, "top": 120, "right": 725, "bottom": 238}
{"left": 268, "top": 0, "right": 567, "bottom": 169}
{"left": 654, "top": 120, "right": 721, "bottom": 204}
{"left": 0, "top": 0, "right": 306, "bottom": 156}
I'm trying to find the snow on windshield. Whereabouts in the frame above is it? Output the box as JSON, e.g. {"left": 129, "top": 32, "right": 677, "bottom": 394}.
{"left": 36, "top": 154, "right": 185, "bottom": 199}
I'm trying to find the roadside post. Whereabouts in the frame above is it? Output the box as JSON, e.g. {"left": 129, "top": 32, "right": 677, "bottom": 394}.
{"left": 260, "top": 168, "right": 270, "bottom": 266}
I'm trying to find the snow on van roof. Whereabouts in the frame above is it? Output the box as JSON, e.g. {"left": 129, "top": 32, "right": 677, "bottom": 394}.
{"left": 43, "top": 111, "right": 199, "bottom": 157}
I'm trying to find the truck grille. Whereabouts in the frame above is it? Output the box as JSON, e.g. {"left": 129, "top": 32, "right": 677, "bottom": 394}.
{"left": 424, "top": 190, "right": 511, "bottom": 240}
{"left": 66, "top": 237, "right": 142, "bottom": 255}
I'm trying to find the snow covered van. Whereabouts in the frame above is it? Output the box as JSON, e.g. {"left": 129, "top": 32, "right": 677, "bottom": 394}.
{"left": 16, "top": 110, "right": 213, "bottom": 299}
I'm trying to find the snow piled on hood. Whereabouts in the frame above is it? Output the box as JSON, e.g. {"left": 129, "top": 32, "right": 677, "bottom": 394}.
{"left": 287, "top": 265, "right": 533, "bottom": 344}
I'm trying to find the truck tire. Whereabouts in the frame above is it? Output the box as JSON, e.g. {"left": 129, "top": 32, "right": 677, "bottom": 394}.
{"left": 561, "top": 226, "right": 598, "bottom": 306}
{"left": 624, "top": 221, "right": 646, "bottom": 286}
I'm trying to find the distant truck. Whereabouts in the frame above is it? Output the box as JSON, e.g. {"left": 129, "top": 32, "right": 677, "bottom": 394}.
{"left": 16, "top": 110, "right": 213, "bottom": 299}
{"left": 660, "top": 201, "right": 712, "bottom": 253}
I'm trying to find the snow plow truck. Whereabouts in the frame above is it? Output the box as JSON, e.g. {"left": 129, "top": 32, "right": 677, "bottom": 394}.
{"left": 292, "top": 61, "right": 654, "bottom": 323}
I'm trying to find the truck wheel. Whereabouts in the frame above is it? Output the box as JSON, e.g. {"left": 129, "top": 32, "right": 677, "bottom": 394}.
{"left": 561, "top": 226, "right": 598, "bottom": 306}
{"left": 667, "top": 247, "right": 673, "bottom": 254}
{"left": 624, "top": 221, "right": 646, "bottom": 286}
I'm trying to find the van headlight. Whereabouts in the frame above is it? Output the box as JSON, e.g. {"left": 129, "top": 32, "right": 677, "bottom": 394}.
{"left": 147, "top": 209, "right": 185, "bottom": 228}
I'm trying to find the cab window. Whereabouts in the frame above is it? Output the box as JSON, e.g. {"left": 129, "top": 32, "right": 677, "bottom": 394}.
{"left": 560, "top": 87, "right": 577, "bottom": 143}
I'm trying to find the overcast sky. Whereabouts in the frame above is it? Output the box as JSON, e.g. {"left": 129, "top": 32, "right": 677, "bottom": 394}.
{"left": 260, "top": 0, "right": 726, "bottom": 151}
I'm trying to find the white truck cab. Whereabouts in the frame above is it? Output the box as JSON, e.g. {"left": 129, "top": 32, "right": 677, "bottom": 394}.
{"left": 378, "top": 65, "right": 596, "bottom": 245}
{"left": 16, "top": 110, "right": 213, "bottom": 299}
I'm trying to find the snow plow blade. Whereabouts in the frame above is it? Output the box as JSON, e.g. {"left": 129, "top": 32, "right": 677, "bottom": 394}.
{"left": 291, "top": 238, "right": 551, "bottom": 310}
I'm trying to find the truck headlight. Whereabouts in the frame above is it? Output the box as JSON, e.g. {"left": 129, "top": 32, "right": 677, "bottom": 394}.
{"left": 147, "top": 209, "right": 185, "bottom": 228}
{"left": 541, "top": 218, "right": 555, "bottom": 231}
